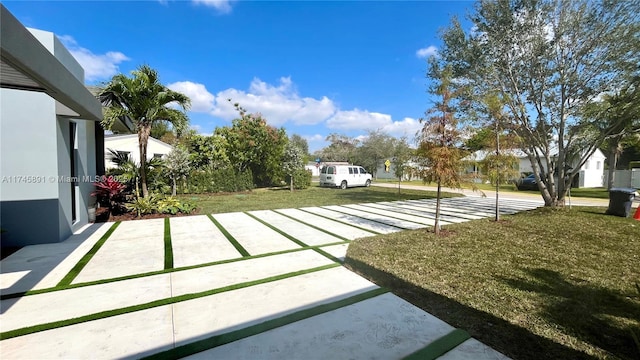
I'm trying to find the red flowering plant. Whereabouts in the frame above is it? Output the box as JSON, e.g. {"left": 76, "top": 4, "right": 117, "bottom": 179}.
{"left": 91, "top": 175, "right": 128, "bottom": 215}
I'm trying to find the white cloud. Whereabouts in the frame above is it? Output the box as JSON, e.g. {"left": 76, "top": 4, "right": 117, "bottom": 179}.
{"left": 210, "top": 77, "right": 337, "bottom": 126}
{"left": 167, "top": 81, "right": 215, "bottom": 112}
{"left": 58, "top": 35, "right": 130, "bottom": 82}
{"left": 165, "top": 77, "right": 421, "bottom": 142}
{"left": 416, "top": 45, "right": 438, "bottom": 59}
{"left": 354, "top": 134, "right": 368, "bottom": 143}
{"left": 304, "top": 134, "right": 329, "bottom": 153}
{"left": 189, "top": 124, "right": 204, "bottom": 134}
{"left": 192, "top": 0, "right": 234, "bottom": 13}
{"left": 381, "top": 117, "right": 423, "bottom": 138}
{"left": 304, "top": 134, "right": 325, "bottom": 142}
{"left": 327, "top": 110, "right": 422, "bottom": 139}
{"left": 326, "top": 109, "right": 392, "bottom": 131}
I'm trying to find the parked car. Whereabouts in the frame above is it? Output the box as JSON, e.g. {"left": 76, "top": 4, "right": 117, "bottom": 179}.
{"left": 517, "top": 174, "right": 538, "bottom": 190}
{"left": 319, "top": 164, "right": 372, "bottom": 189}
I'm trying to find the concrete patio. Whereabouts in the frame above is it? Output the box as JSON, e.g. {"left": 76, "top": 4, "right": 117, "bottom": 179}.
{"left": 0, "top": 196, "right": 543, "bottom": 359}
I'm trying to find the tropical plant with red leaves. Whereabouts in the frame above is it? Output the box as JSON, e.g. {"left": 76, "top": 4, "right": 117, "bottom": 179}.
{"left": 91, "top": 176, "right": 128, "bottom": 215}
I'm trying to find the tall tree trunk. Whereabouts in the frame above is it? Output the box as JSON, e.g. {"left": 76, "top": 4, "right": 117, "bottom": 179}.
{"left": 607, "top": 149, "right": 618, "bottom": 190}
{"left": 435, "top": 179, "right": 442, "bottom": 235}
{"left": 607, "top": 142, "right": 620, "bottom": 190}
{"left": 495, "top": 122, "right": 500, "bottom": 221}
{"left": 172, "top": 177, "right": 177, "bottom": 196}
{"left": 290, "top": 174, "right": 293, "bottom": 192}
{"left": 138, "top": 125, "right": 151, "bottom": 198}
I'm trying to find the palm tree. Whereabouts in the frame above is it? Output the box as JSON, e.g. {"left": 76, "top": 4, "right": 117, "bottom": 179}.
{"left": 99, "top": 65, "right": 190, "bottom": 198}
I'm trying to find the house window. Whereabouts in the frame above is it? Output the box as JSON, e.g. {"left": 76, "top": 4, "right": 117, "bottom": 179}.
{"left": 596, "top": 161, "right": 601, "bottom": 170}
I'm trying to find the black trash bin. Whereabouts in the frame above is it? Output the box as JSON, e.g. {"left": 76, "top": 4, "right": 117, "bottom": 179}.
{"left": 606, "top": 188, "right": 637, "bottom": 217}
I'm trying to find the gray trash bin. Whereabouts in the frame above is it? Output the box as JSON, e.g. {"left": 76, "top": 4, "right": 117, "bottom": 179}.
{"left": 606, "top": 188, "right": 636, "bottom": 217}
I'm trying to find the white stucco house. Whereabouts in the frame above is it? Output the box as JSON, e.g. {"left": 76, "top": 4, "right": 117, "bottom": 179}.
{"left": 0, "top": 5, "right": 105, "bottom": 247}
{"left": 304, "top": 163, "right": 320, "bottom": 177}
{"left": 575, "top": 149, "right": 606, "bottom": 188}
{"left": 464, "top": 148, "right": 606, "bottom": 188}
{"left": 104, "top": 134, "right": 173, "bottom": 169}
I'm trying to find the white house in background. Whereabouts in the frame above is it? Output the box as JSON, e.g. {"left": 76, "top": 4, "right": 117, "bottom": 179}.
{"left": 1, "top": 5, "right": 104, "bottom": 247}
{"left": 104, "top": 134, "right": 173, "bottom": 169}
{"left": 305, "top": 162, "right": 321, "bottom": 177}
{"left": 464, "top": 148, "right": 606, "bottom": 188}
{"left": 578, "top": 149, "right": 606, "bottom": 188}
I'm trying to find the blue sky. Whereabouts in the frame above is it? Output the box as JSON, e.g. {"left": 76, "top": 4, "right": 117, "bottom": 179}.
{"left": 5, "top": 0, "right": 473, "bottom": 152}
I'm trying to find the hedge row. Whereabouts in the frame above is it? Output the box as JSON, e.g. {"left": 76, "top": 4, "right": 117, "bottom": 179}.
{"left": 180, "top": 167, "right": 255, "bottom": 194}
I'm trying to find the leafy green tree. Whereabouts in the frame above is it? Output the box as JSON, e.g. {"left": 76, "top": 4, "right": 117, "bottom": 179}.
{"left": 151, "top": 121, "right": 176, "bottom": 144}
{"left": 282, "top": 142, "right": 305, "bottom": 192}
{"left": 391, "top": 137, "right": 414, "bottom": 194}
{"left": 215, "top": 103, "right": 288, "bottom": 187}
{"left": 100, "top": 65, "right": 190, "bottom": 198}
{"left": 318, "top": 133, "right": 359, "bottom": 162}
{"left": 464, "top": 127, "right": 493, "bottom": 152}
{"left": 289, "top": 134, "right": 310, "bottom": 161}
{"left": 165, "top": 146, "right": 191, "bottom": 196}
{"left": 180, "top": 133, "right": 229, "bottom": 170}
{"left": 480, "top": 92, "right": 520, "bottom": 220}
{"left": 438, "top": 0, "right": 640, "bottom": 206}
{"left": 417, "top": 62, "right": 465, "bottom": 235}
{"left": 355, "top": 130, "right": 396, "bottom": 177}
{"left": 583, "top": 74, "right": 640, "bottom": 189}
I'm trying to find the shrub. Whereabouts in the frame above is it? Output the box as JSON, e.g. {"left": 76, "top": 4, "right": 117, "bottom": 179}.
{"left": 184, "top": 167, "right": 254, "bottom": 194}
{"left": 156, "top": 196, "right": 182, "bottom": 215}
{"left": 286, "top": 168, "right": 312, "bottom": 190}
{"left": 126, "top": 195, "right": 158, "bottom": 217}
{"left": 125, "top": 194, "right": 197, "bottom": 217}
{"left": 177, "top": 201, "right": 197, "bottom": 214}
{"left": 157, "top": 196, "right": 196, "bottom": 215}
{"left": 91, "top": 176, "right": 128, "bottom": 215}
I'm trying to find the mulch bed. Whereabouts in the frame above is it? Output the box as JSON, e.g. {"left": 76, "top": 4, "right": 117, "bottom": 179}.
{"left": 94, "top": 207, "right": 195, "bottom": 223}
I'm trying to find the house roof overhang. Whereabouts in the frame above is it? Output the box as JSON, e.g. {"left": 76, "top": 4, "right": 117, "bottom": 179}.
{"left": 0, "top": 4, "right": 102, "bottom": 121}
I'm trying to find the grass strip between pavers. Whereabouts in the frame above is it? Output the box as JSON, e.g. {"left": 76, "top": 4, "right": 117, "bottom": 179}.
{"left": 244, "top": 212, "right": 342, "bottom": 263}
{"left": 207, "top": 214, "right": 250, "bottom": 257}
{"left": 402, "top": 328, "right": 471, "bottom": 360}
{"left": 272, "top": 210, "right": 352, "bottom": 241}
{"left": 0, "top": 263, "right": 341, "bottom": 341}
{"left": 0, "top": 242, "right": 349, "bottom": 300}
{"left": 56, "top": 222, "right": 121, "bottom": 287}
{"left": 298, "top": 208, "right": 383, "bottom": 235}
{"left": 374, "top": 201, "right": 489, "bottom": 221}
{"left": 327, "top": 204, "right": 429, "bottom": 229}
{"left": 164, "top": 218, "right": 173, "bottom": 270}
{"left": 141, "top": 287, "right": 390, "bottom": 360}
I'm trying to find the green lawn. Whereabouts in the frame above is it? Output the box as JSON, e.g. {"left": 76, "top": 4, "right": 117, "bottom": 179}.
{"left": 179, "top": 185, "right": 461, "bottom": 215}
{"left": 345, "top": 207, "right": 640, "bottom": 360}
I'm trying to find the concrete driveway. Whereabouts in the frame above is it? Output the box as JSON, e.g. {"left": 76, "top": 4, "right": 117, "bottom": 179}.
{"left": 371, "top": 182, "right": 614, "bottom": 207}
{"left": 0, "top": 196, "right": 542, "bottom": 359}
